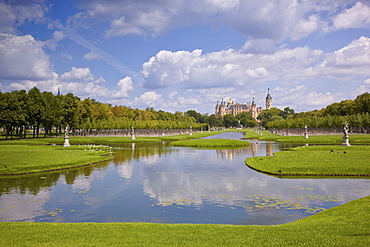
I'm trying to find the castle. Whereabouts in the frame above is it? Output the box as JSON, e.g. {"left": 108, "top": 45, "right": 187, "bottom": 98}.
{"left": 215, "top": 89, "right": 272, "bottom": 119}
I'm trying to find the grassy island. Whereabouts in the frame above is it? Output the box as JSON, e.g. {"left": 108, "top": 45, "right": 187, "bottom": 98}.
{"left": 245, "top": 145, "right": 370, "bottom": 177}
{"left": 0, "top": 144, "right": 113, "bottom": 176}
{"left": 1, "top": 195, "right": 369, "bottom": 246}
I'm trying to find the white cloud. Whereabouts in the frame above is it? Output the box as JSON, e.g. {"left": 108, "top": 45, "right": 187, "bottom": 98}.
{"left": 246, "top": 67, "right": 268, "bottom": 78}
{"left": 112, "top": 76, "right": 134, "bottom": 98}
{"left": 305, "top": 36, "right": 370, "bottom": 80}
{"left": 364, "top": 78, "right": 370, "bottom": 84}
{"left": 332, "top": 2, "right": 370, "bottom": 30}
{"left": 141, "top": 46, "right": 323, "bottom": 90}
{"left": 0, "top": 1, "right": 46, "bottom": 34}
{"left": 77, "top": 0, "right": 365, "bottom": 41}
{"left": 84, "top": 52, "right": 103, "bottom": 60}
{"left": 0, "top": 33, "right": 53, "bottom": 81}
{"left": 60, "top": 67, "right": 95, "bottom": 82}
{"left": 131, "top": 91, "right": 164, "bottom": 108}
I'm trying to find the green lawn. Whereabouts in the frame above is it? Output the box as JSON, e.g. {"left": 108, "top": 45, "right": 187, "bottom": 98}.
{"left": 245, "top": 145, "right": 370, "bottom": 176}
{"left": 170, "top": 139, "right": 250, "bottom": 147}
{"left": 1, "top": 195, "right": 369, "bottom": 246}
{"left": 245, "top": 129, "right": 370, "bottom": 144}
{"left": 0, "top": 131, "right": 222, "bottom": 145}
{"left": 0, "top": 145, "right": 113, "bottom": 175}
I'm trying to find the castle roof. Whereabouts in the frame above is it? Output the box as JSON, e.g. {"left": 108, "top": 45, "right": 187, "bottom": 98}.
{"left": 266, "top": 88, "right": 272, "bottom": 100}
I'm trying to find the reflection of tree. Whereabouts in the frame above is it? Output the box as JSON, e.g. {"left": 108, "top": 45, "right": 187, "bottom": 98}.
{"left": 266, "top": 142, "right": 273, "bottom": 156}
{"left": 216, "top": 148, "right": 249, "bottom": 161}
{"left": 0, "top": 162, "right": 109, "bottom": 197}
{"left": 112, "top": 142, "right": 173, "bottom": 164}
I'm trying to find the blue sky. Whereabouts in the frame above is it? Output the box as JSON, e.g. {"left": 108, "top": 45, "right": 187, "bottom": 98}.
{"left": 1, "top": 0, "right": 370, "bottom": 114}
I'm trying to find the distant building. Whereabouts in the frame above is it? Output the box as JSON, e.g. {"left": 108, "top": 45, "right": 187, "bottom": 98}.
{"left": 215, "top": 89, "right": 272, "bottom": 119}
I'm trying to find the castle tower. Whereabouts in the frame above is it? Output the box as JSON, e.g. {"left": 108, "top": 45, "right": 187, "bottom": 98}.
{"left": 266, "top": 88, "right": 272, "bottom": 109}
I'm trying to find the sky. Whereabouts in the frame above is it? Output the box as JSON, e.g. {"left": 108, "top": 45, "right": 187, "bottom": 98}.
{"left": 0, "top": 0, "right": 370, "bottom": 114}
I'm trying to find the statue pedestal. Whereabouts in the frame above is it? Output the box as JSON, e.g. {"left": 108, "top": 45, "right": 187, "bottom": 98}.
{"left": 304, "top": 133, "right": 309, "bottom": 139}
{"left": 342, "top": 136, "right": 350, "bottom": 146}
{"left": 63, "top": 138, "right": 70, "bottom": 147}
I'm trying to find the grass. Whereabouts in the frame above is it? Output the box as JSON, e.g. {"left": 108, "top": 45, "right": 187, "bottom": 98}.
{"left": 0, "top": 131, "right": 223, "bottom": 175}
{"left": 170, "top": 139, "right": 250, "bottom": 147}
{"left": 0, "top": 145, "right": 113, "bottom": 175}
{"left": 0, "top": 131, "right": 222, "bottom": 145}
{"left": 245, "top": 145, "right": 370, "bottom": 176}
{"left": 245, "top": 129, "right": 370, "bottom": 144}
{"left": 0, "top": 195, "right": 369, "bottom": 246}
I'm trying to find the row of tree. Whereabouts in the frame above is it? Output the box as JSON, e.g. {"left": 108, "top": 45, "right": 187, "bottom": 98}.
{"left": 260, "top": 92, "right": 370, "bottom": 128}
{"left": 0, "top": 87, "right": 200, "bottom": 139}
{"left": 2, "top": 87, "right": 368, "bottom": 138}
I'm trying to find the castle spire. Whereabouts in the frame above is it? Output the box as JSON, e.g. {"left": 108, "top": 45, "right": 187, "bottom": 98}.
{"left": 266, "top": 88, "right": 272, "bottom": 109}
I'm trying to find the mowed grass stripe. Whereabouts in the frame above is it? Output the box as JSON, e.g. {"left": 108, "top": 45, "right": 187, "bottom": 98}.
{"left": 0, "top": 195, "right": 369, "bottom": 246}
{"left": 0, "top": 145, "right": 112, "bottom": 175}
{"left": 245, "top": 145, "right": 370, "bottom": 176}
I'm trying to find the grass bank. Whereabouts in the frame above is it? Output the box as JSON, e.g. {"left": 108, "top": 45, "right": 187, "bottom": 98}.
{"left": 0, "top": 131, "right": 222, "bottom": 145}
{"left": 170, "top": 139, "right": 250, "bottom": 147}
{"left": 1, "top": 195, "right": 369, "bottom": 246}
{"left": 245, "top": 145, "right": 370, "bottom": 176}
{"left": 0, "top": 145, "right": 112, "bottom": 175}
{"left": 0, "top": 132, "right": 223, "bottom": 175}
{"left": 245, "top": 129, "right": 370, "bottom": 144}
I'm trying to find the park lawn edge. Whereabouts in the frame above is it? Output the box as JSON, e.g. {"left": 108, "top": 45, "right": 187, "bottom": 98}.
{"left": 245, "top": 145, "right": 370, "bottom": 177}
{"left": 0, "top": 195, "right": 369, "bottom": 246}
{"left": 0, "top": 145, "right": 114, "bottom": 176}
{"left": 245, "top": 129, "right": 370, "bottom": 145}
{"left": 0, "top": 132, "right": 224, "bottom": 176}
{"left": 0, "top": 131, "right": 223, "bottom": 145}
{"left": 170, "top": 139, "right": 250, "bottom": 147}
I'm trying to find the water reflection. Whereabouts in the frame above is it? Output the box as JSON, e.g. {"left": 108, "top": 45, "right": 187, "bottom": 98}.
{"left": 0, "top": 132, "right": 369, "bottom": 224}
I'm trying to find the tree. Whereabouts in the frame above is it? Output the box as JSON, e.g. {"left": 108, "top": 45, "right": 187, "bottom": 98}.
{"left": 62, "top": 93, "right": 80, "bottom": 131}
{"left": 223, "top": 114, "right": 237, "bottom": 127}
{"left": 12, "top": 90, "right": 29, "bottom": 138}
{"left": 0, "top": 92, "right": 24, "bottom": 139}
{"left": 281, "top": 107, "right": 295, "bottom": 119}
{"left": 28, "top": 87, "right": 46, "bottom": 138}
{"left": 355, "top": 92, "right": 370, "bottom": 113}
{"left": 205, "top": 114, "right": 223, "bottom": 127}
{"left": 235, "top": 112, "right": 257, "bottom": 127}
{"left": 186, "top": 110, "right": 202, "bottom": 123}
{"left": 257, "top": 107, "right": 283, "bottom": 126}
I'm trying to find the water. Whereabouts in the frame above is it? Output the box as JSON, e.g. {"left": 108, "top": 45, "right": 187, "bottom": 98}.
{"left": 0, "top": 132, "right": 369, "bottom": 224}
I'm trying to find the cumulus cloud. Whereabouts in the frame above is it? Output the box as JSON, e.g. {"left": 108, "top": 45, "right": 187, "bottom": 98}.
{"left": 131, "top": 91, "right": 164, "bottom": 108}
{"left": 332, "top": 2, "right": 370, "bottom": 30}
{"left": 60, "top": 67, "right": 95, "bottom": 82}
{"left": 0, "top": 33, "right": 53, "bottom": 81}
{"left": 364, "top": 78, "right": 370, "bottom": 84}
{"left": 305, "top": 36, "right": 370, "bottom": 80}
{"left": 59, "top": 68, "right": 134, "bottom": 99}
{"left": 274, "top": 85, "right": 337, "bottom": 111}
{"left": 141, "top": 46, "right": 324, "bottom": 90}
{"left": 112, "top": 76, "right": 134, "bottom": 98}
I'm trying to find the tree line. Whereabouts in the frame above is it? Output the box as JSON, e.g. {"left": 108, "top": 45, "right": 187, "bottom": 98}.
{"left": 259, "top": 92, "right": 370, "bottom": 129}
{"left": 0, "top": 87, "right": 201, "bottom": 139}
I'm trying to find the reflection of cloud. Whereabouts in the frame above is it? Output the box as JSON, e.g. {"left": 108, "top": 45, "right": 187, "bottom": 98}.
{"left": 116, "top": 163, "right": 133, "bottom": 179}
{"left": 71, "top": 177, "right": 92, "bottom": 192}
{"left": 142, "top": 155, "right": 161, "bottom": 165}
{"left": 141, "top": 142, "right": 370, "bottom": 213}
{"left": 0, "top": 191, "right": 49, "bottom": 221}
